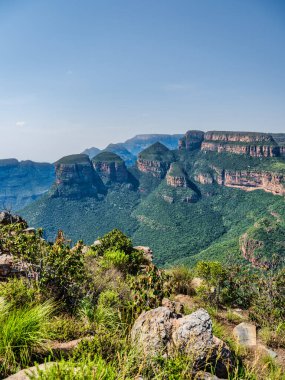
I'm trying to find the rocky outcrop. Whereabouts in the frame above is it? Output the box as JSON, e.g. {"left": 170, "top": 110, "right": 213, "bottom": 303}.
{"left": 239, "top": 218, "right": 285, "bottom": 269}
{"left": 131, "top": 307, "right": 233, "bottom": 378}
{"left": 179, "top": 130, "right": 205, "bottom": 151}
{"left": 195, "top": 168, "right": 285, "bottom": 196}
{"left": 200, "top": 131, "right": 281, "bottom": 157}
{"left": 233, "top": 323, "right": 256, "bottom": 347}
{"left": 201, "top": 141, "right": 280, "bottom": 157}
{"left": 137, "top": 142, "right": 173, "bottom": 178}
{"left": 0, "top": 211, "right": 27, "bottom": 226}
{"left": 166, "top": 163, "right": 189, "bottom": 188}
{"left": 92, "top": 152, "right": 130, "bottom": 184}
{"left": 204, "top": 131, "right": 274, "bottom": 144}
{"left": 52, "top": 154, "right": 105, "bottom": 199}
{"left": 216, "top": 169, "right": 285, "bottom": 196}
{"left": 0, "top": 159, "right": 55, "bottom": 211}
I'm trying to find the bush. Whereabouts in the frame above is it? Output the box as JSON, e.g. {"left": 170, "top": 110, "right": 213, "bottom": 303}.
{"left": 32, "top": 356, "right": 117, "bottom": 380}
{"left": 48, "top": 315, "right": 86, "bottom": 342}
{"left": 40, "top": 232, "right": 86, "bottom": 312}
{"left": 102, "top": 249, "right": 129, "bottom": 272}
{"left": 0, "top": 278, "right": 41, "bottom": 309}
{"left": 167, "top": 266, "right": 194, "bottom": 295}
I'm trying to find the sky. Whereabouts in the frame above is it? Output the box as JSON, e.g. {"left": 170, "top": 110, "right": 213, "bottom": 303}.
{"left": 0, "top": 0, "right": 284, "bottom": 162}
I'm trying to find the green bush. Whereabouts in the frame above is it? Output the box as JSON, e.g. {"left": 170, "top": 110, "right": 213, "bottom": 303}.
{"left": 31, "top": 356, "right": 117, "bottom": 380}
{"left": 102, "top": 249, "right": 129, "bottom": 272}
{"left": 167, "top": 266, "right": 194, "bottom": 295}
{"left": 0, "top": 278, "right": 41, "bottom": 309}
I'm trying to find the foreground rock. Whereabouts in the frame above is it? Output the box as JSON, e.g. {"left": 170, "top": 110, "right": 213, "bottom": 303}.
{"left": 233, "top": 322, "right": 256, "bottom": 347}
{"left": 131, "top": 306, "right": 233, "bottom": 378}
{"left": 5, "top": 362, "right": 55, "bottom": 380}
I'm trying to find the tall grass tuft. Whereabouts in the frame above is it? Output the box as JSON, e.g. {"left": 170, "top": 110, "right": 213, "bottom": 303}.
{"left": 0, "top": 300, "right": 55, "bottom": 376}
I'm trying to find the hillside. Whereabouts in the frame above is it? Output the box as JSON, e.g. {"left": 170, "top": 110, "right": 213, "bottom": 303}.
{"left": 20, "top": 130, "right": 285, "bottom": 269}
{"left": 0, "top": 159, "right": 55, "bottom": 211}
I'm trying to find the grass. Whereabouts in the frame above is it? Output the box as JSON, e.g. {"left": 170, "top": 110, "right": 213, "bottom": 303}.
{"left": 0, "top": 299, "right": 55, "bottom": 376}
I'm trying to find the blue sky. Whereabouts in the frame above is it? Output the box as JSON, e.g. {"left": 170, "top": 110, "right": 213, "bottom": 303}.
{"left": 0, "top": 0, "right": 284, "bottom": 161}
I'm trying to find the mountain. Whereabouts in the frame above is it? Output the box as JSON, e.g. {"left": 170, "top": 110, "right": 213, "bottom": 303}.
{"left": 0, "top": 159, "right": 55, "bottom": 211}
{"left": 104, "top": 143, "right": 136, "bottom": 166}
{"left": 82, "top": 134, "right": 183, "bottom": 162}
{"left": 123, "top": 134, "right": 183, "bottom": 156}
{"left": 20, "top": 130, "right": 285, "bottom": 268}
{"left": 81, "top": 147, "right": 101, "bottom": 159}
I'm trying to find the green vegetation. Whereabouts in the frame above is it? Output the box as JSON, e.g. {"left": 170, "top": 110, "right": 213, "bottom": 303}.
{"left": 138, "top": 142, "right": 174, "bottom": 162}
{"left": 0, "top": 220, "right": 284, "bottom": 378}
{"left": 56, "top": 154, "right": 91, "bottom": 165}
{"left": 21, "top": 147, "right": 285, "bottom": 269}
{"left": 92, "top": 151, "right": 123, "bottom": 163}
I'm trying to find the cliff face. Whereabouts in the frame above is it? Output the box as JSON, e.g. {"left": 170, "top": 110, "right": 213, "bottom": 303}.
{"left": 0, "top": 159, "right": 55, "bottom": 210}
{"left": 195, "top": 168, "right": 285, "bottom": 196}
{"left": 204, "top": 131, "right": 274, "bottom": 143}
{"left": 53, "top": 154, "right": 105, "bottom": 198}
{"left": 92, "top": 152, "right": 130, "bottom": 183}
{"left": 179, "top": 130, "right": 204, "bottom": 151}
{"left": 201, "top": 141, "right": 280, "bottom": 157}
{"left": 166, "top": 163, "right": 188, "bottom": 188}
{"left": 240, "top": 218, "right": 285, "bottom": 270}
{"left": 137, "top": 142, "right": 173, "bottom": 178}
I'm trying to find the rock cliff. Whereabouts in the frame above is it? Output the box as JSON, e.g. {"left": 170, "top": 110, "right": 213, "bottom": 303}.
{"left": 179, "top": 130, "right": 205, "bottom": 151}
{"left": 201, "top": 131, "right": 280, "bottom": 157}
{"left": 166, "top": 163, "right": 188, "bottom": 187}
{"left": 240, "top": 218, "right": 285, "bottom": 269}
{"left": 92, "top": 151, "right": 130, "bottom": 184}
{"left": 195, "top": 167, "right": 285, "bottom": 196}
{"left": 137, "top": 142, "right": 174, "bottom": 178}
{"left": 201, "top": 141, "right": 280, "bottom": 157}
{"left": 52, "top": 154, "right": 105, "bottom": 199}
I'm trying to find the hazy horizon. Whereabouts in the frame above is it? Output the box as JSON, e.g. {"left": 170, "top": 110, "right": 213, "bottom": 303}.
{"left": 1, "top": 0, "right": 284, "bottom": 161}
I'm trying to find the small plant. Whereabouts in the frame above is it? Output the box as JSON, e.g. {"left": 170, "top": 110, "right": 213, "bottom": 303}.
{"left": 30, "top": 356, "right": 117, "bottom": 380}
{"left": 0, "top": 300, "right": 54, "bottom": 377}
{"left": 167, "top": 266, "right": 194, "bottom": 295}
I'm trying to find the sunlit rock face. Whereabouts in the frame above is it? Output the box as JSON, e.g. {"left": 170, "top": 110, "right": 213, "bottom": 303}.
{"left": 137, "top": 142, "right": 174, "bottom": 178}
{"left": 92, "top": 152, "right": 130, "bottom": 184}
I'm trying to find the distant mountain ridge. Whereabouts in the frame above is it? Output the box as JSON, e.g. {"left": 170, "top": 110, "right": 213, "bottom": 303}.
{"left": 82, "top": 133, "right": 183, "bottom": 163}
{"left": 0, "top": 159, "right": 55, "bottom": 211}
{"left": 21, "top": 130, "right": 285, "bottom": 269}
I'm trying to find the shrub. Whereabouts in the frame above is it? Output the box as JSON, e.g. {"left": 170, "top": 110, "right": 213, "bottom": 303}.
{"left": 195, "top": 261, "right": 227, "bottom": 305}
{"left": 40, "top": 233, "right": 86, "bottom": 312}
{"left": 102, "top": 249, "right": 129, "bottom": 272}
{"left": 167, "top": 266, "right": 194, "bottom": 295}
{"left": 31, "top": 356, "right": 117, "bottom": 380}
{"left": 0, "top": 300, "right": 54, "bottom": 377}
{"left": 0, "top": 278, "right": 41, "bottom": 309}
{"left": 48, "top": 315, "right": 86, "bottom": 342}
{"left": 259, "top": 323, "right": 285, "bottom": 349}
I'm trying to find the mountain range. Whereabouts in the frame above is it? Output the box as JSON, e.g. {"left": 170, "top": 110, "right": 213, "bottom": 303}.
{"left": 17, "top": 130, "right": 285, "bottom": 269}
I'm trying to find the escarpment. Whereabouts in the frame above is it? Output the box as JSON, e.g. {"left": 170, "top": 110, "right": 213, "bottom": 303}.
{"left": 166, "top": 163, "right": 188, "bottom": 188}
{"left": 92, "top": 151, "right": 130, "bottom": 184}
{"left": 201, "top": 131, "right": 280, "bottom": 158}
{"left": 179, "top": 130, "right": 204, "bottom": 151}
{"left": 240, "top": 218, "right": 285, "bottom": 269}
{"left": 137, "top": 142, "right": 174, "bottom": 178}
{"left": 52, "top": 154, "right": 105, "bottom": 198}
{"left": 195, "top": 167, "right": 285, "bottom": 196}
